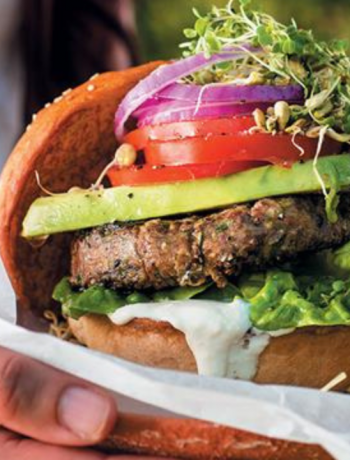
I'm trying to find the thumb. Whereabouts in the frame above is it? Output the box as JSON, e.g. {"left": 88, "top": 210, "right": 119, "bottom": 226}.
{"left": 0, "top": 346, "right": 117, "bottom": 446}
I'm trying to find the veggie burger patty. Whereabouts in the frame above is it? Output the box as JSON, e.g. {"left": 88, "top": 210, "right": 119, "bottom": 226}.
{"left": 71, "top": 194, "right": 350, "bottom": 291}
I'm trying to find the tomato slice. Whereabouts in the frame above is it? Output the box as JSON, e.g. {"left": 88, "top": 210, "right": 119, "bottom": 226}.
{"left": 124, "top": 116, "right": 256, "bottom": 149}
{"left": 119, "top": 116, "right": 342, "bottom": 185}
{"left": 107, "top": 161, "right": 266, "bottom": 186}
{"left": 144, "top": 133, "right": 342, "bottom": 167}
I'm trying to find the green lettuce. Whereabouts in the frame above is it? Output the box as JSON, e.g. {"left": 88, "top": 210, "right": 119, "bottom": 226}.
{"left": 54, "top": 242, "right": 350, "bottom": 331}
{"left": 247, "top": 272, "right": 350, "bottom": 331}
{"left": 53, "top": 278, "right": 211, "bottom": 320}
{"left": 53, "top": 278, "right": 126, "bottom": 320}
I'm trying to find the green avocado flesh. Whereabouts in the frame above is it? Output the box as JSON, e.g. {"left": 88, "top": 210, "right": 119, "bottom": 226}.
{"left": 23, "top": 154, "right": 350, "bottom": 238}
{"left": 54, "top": 243, "right": 350, "bottom": 331}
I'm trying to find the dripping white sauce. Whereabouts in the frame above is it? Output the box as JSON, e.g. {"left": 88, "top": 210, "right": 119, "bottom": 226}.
{"left": 109, "top": 299, "right": 276, "bottom": 379}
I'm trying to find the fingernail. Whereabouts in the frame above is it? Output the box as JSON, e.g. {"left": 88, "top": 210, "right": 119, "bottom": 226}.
{"left": 58, "top": 386, "right": 112, "bottom": 440}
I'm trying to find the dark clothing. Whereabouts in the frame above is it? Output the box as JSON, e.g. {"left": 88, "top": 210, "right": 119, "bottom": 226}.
{"left": 21, "top": 0, "right": 138, "bottom": 123}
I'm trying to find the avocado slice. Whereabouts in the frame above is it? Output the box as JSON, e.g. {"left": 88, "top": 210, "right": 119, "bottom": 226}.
{"left": 22, "top": 155, "right": 350, "bottom": 238}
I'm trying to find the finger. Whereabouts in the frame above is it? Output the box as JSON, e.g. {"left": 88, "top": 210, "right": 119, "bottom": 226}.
{"left": 0, "top": 347, "right": 117, "bottom": 446}
{"left": 0, "top": 428, "right": 106, "bottom": 460}
{"left": 0, "top": 429, "right": 173, "bottom": 460}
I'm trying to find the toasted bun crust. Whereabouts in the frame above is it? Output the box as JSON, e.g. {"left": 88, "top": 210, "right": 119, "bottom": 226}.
{"left": 70, "top": 315, "right": 350, "bottom": 391}
{"left": 0, "top": 62, "right": 163, "bottom": 315}
{"left": 0, "top": 65, "right": 337, "bottom": 459}
{"left": 101, "top": 412, "right": 332, "bottom": 460}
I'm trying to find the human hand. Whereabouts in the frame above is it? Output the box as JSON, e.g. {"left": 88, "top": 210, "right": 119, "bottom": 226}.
{"left": 0, "top": 346, "right": 166, "bottom": 459}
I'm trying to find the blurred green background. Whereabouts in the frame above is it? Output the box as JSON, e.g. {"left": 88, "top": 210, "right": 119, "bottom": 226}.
{"left": 135, "top": 0, "right": 350, "bottom": 61}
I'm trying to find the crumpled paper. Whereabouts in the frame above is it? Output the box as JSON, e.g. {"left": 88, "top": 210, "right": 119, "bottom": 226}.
{"left": 0, "top": 258, "right": 350, "bottom": 460}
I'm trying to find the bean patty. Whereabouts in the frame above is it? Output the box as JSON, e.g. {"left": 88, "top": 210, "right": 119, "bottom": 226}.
{"left": 71, "top": 194, "right": 350, "bottom": 290}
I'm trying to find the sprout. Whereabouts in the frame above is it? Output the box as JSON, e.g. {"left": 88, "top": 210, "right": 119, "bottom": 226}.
{"left": 93, "top": 144, "right": 138, "bottom": 190}
{"left": 274, "top": 101, "right": 291, "bottom": 131}
{"left": 180, "top": 1, "right": 350, "bottom": 143}
{"left": 253, "top": 108, "right": 266, "bottom": 129}
{"left": 116, "top": 144, "right": 138, "bottom": 168}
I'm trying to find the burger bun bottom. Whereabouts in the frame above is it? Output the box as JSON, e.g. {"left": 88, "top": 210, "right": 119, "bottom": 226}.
{"left": 69, "top": 314, "right": 350, "bottom": 389}
{"left": 69, "top": 314, "right": 340, "bottom": 460}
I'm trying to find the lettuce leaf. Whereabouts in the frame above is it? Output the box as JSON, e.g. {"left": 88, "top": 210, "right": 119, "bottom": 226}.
{"left": 53, "top": 278, "right": 126, "bottom": 320}
{"left": 54, "top": 241, "right": 350, "bottom": 331}
{"left": 247, "top": 271, "right": 350, "bottom": 331}
{"left": 53, "top": 278, "right": 211, "bottom": 320}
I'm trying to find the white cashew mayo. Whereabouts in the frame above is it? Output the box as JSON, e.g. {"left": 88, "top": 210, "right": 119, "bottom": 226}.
{"left": 109, "top": 299, "right": 273, "bottom": 379}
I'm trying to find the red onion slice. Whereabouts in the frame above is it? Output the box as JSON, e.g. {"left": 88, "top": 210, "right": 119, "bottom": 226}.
{"left": 136, "top": 101, "right": 273, "bottom": 127}
{"left": 156, "top": 82, "right": 304, "bottom": 103}
{"left": 133, "top": 93, "right": 303, "bottom": 120}
{"left": 114, "top": 46, "right": 258, "bottom": 140}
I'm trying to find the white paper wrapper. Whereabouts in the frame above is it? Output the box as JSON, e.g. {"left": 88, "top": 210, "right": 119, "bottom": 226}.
{"left": 0, "top": 257, "right": 16, "bottom": 324}
{"left": 0, "top": 258, "right": 350, "bottom": 460}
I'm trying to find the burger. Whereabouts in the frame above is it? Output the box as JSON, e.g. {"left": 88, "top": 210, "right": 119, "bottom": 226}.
{"left": 0, "top": 1, "right": 349, "bottom": 459}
